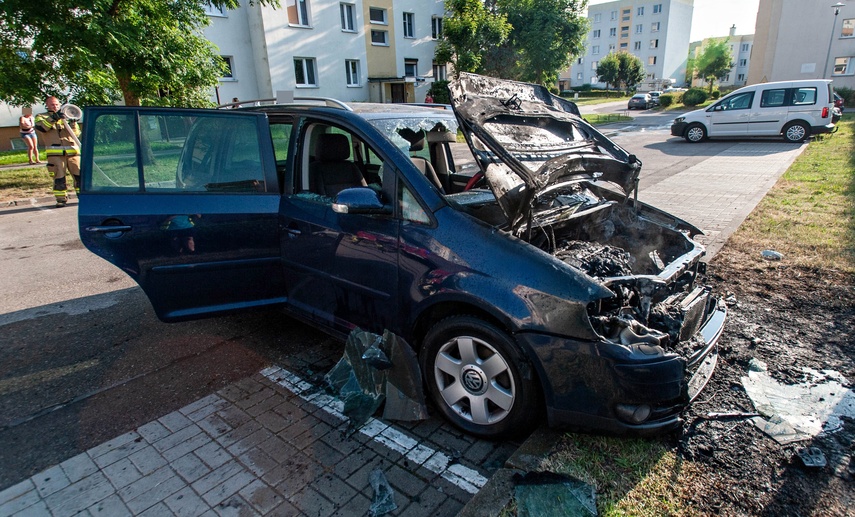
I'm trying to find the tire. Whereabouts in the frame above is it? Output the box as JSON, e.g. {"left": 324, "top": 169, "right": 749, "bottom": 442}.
{"left": 684, "top": 123, "right": 707, "bottom": 143}
{"left": 420, "top": 315, "right": 541, "bottom": 439}
{"left": 783, "top": 121, "right": 809, "bottom": 143}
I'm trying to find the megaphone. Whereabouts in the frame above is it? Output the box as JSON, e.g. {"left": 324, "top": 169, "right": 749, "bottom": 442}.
{"left": 60, "top": 103, "right": 83, "bottom": 121}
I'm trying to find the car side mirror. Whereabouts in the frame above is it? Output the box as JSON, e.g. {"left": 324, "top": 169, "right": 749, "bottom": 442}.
{"left": 332, "top": 187, "right": 392, "bottom": 215}
{"left": 712, "top": 105, "right": 724, "bottom": 112}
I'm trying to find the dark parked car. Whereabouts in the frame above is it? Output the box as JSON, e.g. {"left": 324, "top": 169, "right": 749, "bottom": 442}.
{"left": 833, "top": 91, "right": 844, "bottom": 112}
{"left": 78, "top": 73, "right": 725, "bottom": 439}
{"left": 628, "top": 93, "right": 653, "bottom": 109}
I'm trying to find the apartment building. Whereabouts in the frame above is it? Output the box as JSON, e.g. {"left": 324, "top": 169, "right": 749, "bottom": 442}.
{"left": 689, "top": 25, "right": 753, "bottom": 89}
{"left": 749, "top": 0, "right": 855, "bottom": 89}
{"left": 559, "top": 0, "right": 694, "bottom": 92}
{"left": 205, "top": 0, "right": 446, "bottom": 105}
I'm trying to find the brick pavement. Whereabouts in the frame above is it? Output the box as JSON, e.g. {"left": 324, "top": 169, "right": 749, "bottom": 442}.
{"left": 0, "top": 366, "right": 515, "bottom": 516}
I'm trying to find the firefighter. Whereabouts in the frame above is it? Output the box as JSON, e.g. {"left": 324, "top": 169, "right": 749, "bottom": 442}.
{"left": 35, "top": 96, "right": 81, "bottom": 207}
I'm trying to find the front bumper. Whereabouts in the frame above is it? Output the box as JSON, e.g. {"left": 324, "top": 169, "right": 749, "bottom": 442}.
{"left": 517, "top": 298, "right": 726, "bottom": 435}
{"left": 671, "top": 121, "right": 688, "bottom": 137}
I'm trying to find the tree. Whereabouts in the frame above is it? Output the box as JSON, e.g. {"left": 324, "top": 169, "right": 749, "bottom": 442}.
{"left": 596, "top": 51, "right": 644, "bottom": 91}
{"left": 694, "top": 39, "right": 733, "bottom": 93}
{"left": 0, "top": 0, "right": 276, "bottom": 108}
{"left": 484, "top": 0, "right": 589, "bottom": 86}
{"left": 435, "top": 0, "right": 512, "bottom": 78}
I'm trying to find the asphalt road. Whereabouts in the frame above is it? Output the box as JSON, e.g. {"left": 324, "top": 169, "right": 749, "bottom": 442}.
{"left": 0, "top": 121, "right": 805, "bottom": 495}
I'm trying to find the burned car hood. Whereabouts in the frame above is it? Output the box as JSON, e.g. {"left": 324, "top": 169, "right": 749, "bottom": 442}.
{"left": 449, "top": 73, "right": 642, "bottom": 231}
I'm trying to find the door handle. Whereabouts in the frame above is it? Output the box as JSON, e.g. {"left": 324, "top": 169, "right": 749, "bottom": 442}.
{"left": 285, "top": 228, "right": 301, "bottom": 237}
{"left": 85, "top": 225, "right": 132, "bottom": 234}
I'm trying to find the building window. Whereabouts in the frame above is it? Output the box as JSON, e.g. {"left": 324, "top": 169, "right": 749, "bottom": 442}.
{"left": 593, "top": 29, "right": 601, "bottom": 38}
{"left": 403, "top": 12, "right": 415, "bottom": 38}
{"left": 433, "top": 62, "right": 446, "bottom": 81}
{"left": 648, "top": 56, "right": 657, "bottom": 65}
{"left": 638, "top": 7, "right": 645, "bottom": 15}
{"left": 369, "top": 7, "right": 387, "bottom": 24}
{"left": 371, "top": 29, "right": 388, "bottom": 45}
{"left": 842, "top": 19, "right": 855, "bottom": 37}
{"left": 294, "top": 57, "right": 317, "bottom": 86}
{"left": 593, "top": 13, "right": 601, "bottom": 23}
{"left": 220, "top": 56, "right": 234, "bottom": 78}
{"left": 724, "top": 74, "right": 730, "bottom": 82}
{"left": 622, "top": 8, "right": 630, "bottom": 21}
{"left": 619, "top": 42, "right": 627, "bottom": 49}
{"left": 621, "top": 26, "right": 629, "bottom": 37}
{"left": 592, "top": 45, "right": 600, "bottom": 55}
{"left": 608, "top": 44, "right": 615, "bottom": 52}
{"left": 650, "top": 39, "right": 659, "bottom": 49}
{"left": 609, "top": 27, "right": 616, "bottom": 37}
{"left": 577, "top": 72, "right": 583, "bottom": 80}
{"left": 741, "top": 43, "right": 750, "bottom": 52}
{"left": 737, "top": 73, "right": 745, "bottom": 81}
{"left": 739, "top": 58, "right": 747, "bottom": 67}
{"left": 635, "top": 24, "right": 643, "bottom": 33}
{"left": 340, "top": 3, "right": 355, "bottom": 32}
{"left": 289, "top": 0, "right": 310, "bottom": 26}
{"left": 592, "top": 60, "right": 598, "bottom": 70}
{"left": 833, "top": 56, "right": 853, "bottom": 75}
{"left": 651, "top": 22, "right": 660, "bottom": 32}
{"left": 577, "top": 57, "right": 583, "bottom": 65}
{"left": 432, "top": 16, "right": 443, "bottom": 39}
{"left": 345, "top": 60, "right": 360, "bottom": 86}
{"left": 610, "top": 11, "right": 617, "bottom": 21}
{"left": 653, "top": 4, "right": 662, "bottom": 14}
{"left": 634, "top": 41, "right": 641, "bottom": 50}
{"left": 592, "top": 76, "right": 598, "bottom": 83}
{"left": 203, "top": 1, "right": 226, "bottom": 17}
{"left": 404, "top": 59, "right": 418, "bottom": 78}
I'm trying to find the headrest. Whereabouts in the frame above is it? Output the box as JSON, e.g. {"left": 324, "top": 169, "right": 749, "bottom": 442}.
{"left": 398, "top": 128, "right": 426, "bottom": 153}
{"left": 316, "top": 133, "right": 350, "bottom": 161}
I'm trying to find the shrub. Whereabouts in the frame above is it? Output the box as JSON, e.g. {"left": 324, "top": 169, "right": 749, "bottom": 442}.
{"left": 682, "top": 87, "right": 708, "bottom": 106}
{"left": 659, "top": 93, "right": 675, "bottom": 107}
{"left": 428, "top": 80, "right": 450, "bottom": 104}
{"left": 835, "top": 86, "right": 854, "bottom": 105}
{"left": 711, "top": 90, "right": 721, "bottom": 99}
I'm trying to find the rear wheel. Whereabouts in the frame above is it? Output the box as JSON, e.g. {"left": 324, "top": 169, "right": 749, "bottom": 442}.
{"left": 783, "top": 121, "right": 809, "bottom": 143}
{"left": 420, "top": 316, "right": 540, "bottom": 439}
{"left": 684, "top": 123, "right": 707, "bottom": 143}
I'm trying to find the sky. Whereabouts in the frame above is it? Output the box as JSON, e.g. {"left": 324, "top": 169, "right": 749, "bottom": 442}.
{"left": 588, "top": 0, "right": 762, "bottom": 42}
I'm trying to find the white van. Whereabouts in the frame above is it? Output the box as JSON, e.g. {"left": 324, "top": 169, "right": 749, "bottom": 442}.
{"left": 670, "top": 80, "right": 836, "bottom": 143}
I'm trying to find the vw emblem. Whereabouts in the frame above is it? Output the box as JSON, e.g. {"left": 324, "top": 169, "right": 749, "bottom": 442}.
{"left": 461, "top": 367, "right": 486, "bottom": 394}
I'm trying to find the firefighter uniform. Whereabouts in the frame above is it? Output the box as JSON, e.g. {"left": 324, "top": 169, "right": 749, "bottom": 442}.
{"left": 35, "top": 110, "right": 81, "bottom": 207}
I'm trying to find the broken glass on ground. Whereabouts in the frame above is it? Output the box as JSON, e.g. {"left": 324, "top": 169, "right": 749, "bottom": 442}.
{"left": 513, "top": 472, "right": 597, "bottom": 517}
{"left": 741, "top": 365, "right": 855, "bottom": 445}
{"left": 325, "top": 328, "right": 428, "bottom": 432}
{"left": 368, "top": 469, "right": 397, "bottom": 516}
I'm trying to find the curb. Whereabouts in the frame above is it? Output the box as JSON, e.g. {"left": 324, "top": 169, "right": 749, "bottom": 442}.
{"left": 458, "top": 427, "right": 564, "bottom": 516}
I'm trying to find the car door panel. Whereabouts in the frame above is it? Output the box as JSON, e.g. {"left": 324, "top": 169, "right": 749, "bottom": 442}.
{"left": 79, "top": 107, "right": 287, "bottom": 322}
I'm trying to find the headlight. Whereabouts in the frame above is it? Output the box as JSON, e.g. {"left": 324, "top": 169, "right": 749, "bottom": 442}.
{"left": 674, "top": 117, "right": 685, "bottom": 124}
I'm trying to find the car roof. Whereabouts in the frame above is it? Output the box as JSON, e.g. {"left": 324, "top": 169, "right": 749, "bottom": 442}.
{"left": 230, "top": 100, "right": 456, "bottom": 122}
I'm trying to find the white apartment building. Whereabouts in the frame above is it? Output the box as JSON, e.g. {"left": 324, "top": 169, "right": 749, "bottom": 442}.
{"left": 205, "top": 0, "right": 446, "bottom": 106}
{"left": 749, "top": 0, "right": 855, "bottom": 89}
{"left": 689, "top": 25, "right": 753, "bottom": 89}
{"left": 559, "top": 0, "right": 694, "bottom": 91}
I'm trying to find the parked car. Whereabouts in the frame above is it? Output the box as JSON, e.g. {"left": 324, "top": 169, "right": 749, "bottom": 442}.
{"left": 648, "top": 91, "right": 663, "bottom": 106}
{"left": 671, "top": 79, "right": 836, "bottom": 143}
{"left": 627, "top": 93, "right": 652, "bottom": 109}
{"left": 833, "top": 91, "right": 844, "bottom": 112}
{"left": 78, "top": 73, "right": 725, "bottom": 439}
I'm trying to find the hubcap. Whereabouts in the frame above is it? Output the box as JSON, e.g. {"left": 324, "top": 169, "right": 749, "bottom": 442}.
{"left": 433, "top": 336, "right": 515, "bottom": 425}
{"left": 787, "top": 125, "right": 805, "bottom": 141}
{"left": 688, "top": 127, "right": 703, "bottom": 141}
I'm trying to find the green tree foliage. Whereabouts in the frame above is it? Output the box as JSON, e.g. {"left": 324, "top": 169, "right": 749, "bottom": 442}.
{"left": 682, "top": 87, "right": 708, "bottom": 106}
{"left": 694, "top": 39, "right": 733, "bottom": 93}
{"left": 435, "top": 0, "right": 512, "bottom": 77}
{"left": 0, "top": 0, "right": 276, "bottom": 107}
{"left": 596, "top": 51, "right": 644, "bottom": 91}
{"left": 484, "top": 0, "right": 589, "bottom": 86}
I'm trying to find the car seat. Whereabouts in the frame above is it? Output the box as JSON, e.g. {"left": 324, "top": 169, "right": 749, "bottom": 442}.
{"left": 308, "top": 133, "right": 366, "bottom": 197}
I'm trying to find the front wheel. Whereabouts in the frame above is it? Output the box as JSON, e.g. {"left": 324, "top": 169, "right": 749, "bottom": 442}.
{"left": 684, "top": 123, "right": 707, "bottom": 143}
{"left": 783, "top": 121, "right": 809, "bottom": 143}
{"left": 420, "top": 316, "right": 541, "bottom": 439}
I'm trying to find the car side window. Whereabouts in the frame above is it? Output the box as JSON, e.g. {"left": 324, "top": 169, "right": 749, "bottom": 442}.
{"left": 400, "top": 183, "right": 430, "bottom": 225}
{"left": 720, "top": 92, "right": 754, "bottom": 111}
{"left": 760, "top": 89, "right": 787, "bottom": 108}
{"left": 791, "top": 87, "right": 817, "bottom": 106}
{"left": 88, "top": 112, "right": 266, "bottom": 193}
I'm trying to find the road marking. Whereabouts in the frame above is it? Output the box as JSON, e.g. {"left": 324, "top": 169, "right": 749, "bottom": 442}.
{"left": 261, "top": 366, "right": 489, "bottom": 494}
{"left": 0, "top": 359, "right": 99, "bottom": 396}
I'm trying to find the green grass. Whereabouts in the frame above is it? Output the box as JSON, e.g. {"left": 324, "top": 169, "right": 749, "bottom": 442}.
{"left": 0, "top": 149, "right": 45, "bottom": 166}
{"left": 0, "top": 165, "right": 52, "bottom": 201}
{"left": 583, "top": 114, "right": 632, "bottom": 125}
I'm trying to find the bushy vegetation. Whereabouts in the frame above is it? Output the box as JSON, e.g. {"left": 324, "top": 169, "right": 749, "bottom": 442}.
{"left": 428, "top": 80, "right": 450, "bottom": 104}
{"left": 710, "top": 90, "right": 721, "bottom": 99}
{"left": 835, "top": 86, "right": 854, "bottom": 105}
{"left": 658, "top": 93, "right": 675, "bottom": 107}
{"left": 682, "top": 87, "right": 708, "bottom": 106}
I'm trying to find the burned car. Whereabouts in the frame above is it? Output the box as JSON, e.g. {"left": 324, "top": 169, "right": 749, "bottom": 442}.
{"left": 78, "top": 73, "right": 724, "bottom": 439}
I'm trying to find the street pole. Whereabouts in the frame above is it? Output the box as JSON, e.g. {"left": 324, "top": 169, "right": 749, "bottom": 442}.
{"left": 824, "top": 3, "right": 846, "bottom": 79}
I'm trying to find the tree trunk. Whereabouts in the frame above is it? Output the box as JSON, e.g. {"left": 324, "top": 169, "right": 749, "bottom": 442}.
{"left": 115, "top": 70, "right": 155, "bottom": 165}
